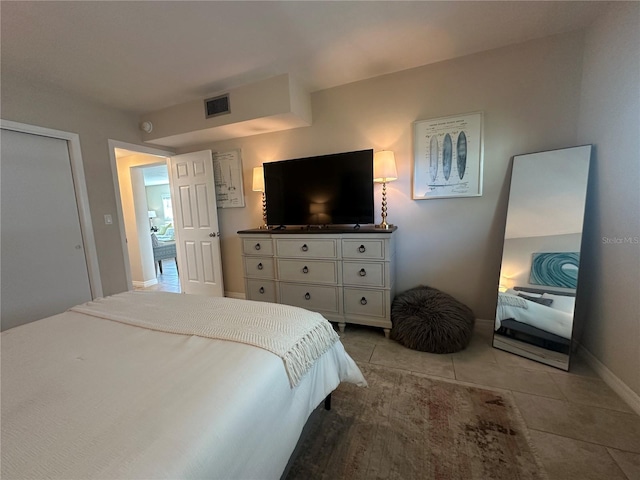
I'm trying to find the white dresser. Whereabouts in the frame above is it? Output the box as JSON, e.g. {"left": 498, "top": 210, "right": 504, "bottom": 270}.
{"left": 239, "top": 227, "right": 396, "bottom": 337}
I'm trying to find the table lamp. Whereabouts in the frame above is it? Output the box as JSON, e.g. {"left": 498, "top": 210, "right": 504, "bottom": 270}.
{"left": 373, "top": 151, "right": 398, "bottom": 229}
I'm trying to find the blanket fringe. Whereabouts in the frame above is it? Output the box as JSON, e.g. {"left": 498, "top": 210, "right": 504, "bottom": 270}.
{"left": 283, "top": 321, "right": 339, "bottom": 386}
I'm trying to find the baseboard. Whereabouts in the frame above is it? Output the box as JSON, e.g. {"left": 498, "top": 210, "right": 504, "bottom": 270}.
{"left": 132, "top": 278, "right": 158, "bottom": 288}
{"left": 476, "top": 318, "right": 494, "bottom": 325}
{"left": 225, "top": 291, "right": 246, "bottom": 300}
{"left": 578, "top": 344, "right": 640, "bottom": 416}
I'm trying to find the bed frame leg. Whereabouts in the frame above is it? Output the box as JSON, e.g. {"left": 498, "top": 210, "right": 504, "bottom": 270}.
{"left": 324, "top": 393, "right": 331, "bottom": 411}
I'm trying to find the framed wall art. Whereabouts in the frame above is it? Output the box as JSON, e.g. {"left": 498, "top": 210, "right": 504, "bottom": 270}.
{"left": 212, "top": 149, "right": 245, "bottom": 208}
{"left": 413, "top": 112, "right": 484, "bottom": 199}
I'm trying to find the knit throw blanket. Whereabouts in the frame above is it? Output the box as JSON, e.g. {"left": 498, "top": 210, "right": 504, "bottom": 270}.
{"left": 70, "top": 292, "right": 339, "bottom": 387}
{"left": 497, "top": 293, "right": 529, "bottom": 309}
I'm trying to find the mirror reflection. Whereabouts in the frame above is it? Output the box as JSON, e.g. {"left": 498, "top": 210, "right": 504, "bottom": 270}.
{"left": 493, "top": 145, "right": 591, "bottom": 370}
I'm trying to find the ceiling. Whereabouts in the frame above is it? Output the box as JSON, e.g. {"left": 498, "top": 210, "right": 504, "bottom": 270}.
{"left": 1, "top": 1, "right": 609, "bottom": 116}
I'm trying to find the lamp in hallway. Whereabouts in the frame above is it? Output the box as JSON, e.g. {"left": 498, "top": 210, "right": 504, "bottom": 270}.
{"left": 148, "top": 210, "right": 157, "bottom": 231}
{"left": 373, "top": 151, "right": 398, "bottom": 229}
{"left": 252, "top": 166, "right": 268, "bottom": 229}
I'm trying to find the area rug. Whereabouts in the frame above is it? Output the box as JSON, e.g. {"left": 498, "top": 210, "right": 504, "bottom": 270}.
{"left": 286, "top": 364, "right": 547, "bottom": 480}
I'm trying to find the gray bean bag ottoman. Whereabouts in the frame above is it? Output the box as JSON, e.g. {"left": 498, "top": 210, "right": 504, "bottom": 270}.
{"left": 390, "top": 285, "right": 475, "bottom": 353}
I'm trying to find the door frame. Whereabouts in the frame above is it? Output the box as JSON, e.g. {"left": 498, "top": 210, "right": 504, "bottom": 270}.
{"left": 108, "top": 139, "right": 175, "bottom": 290}
{"left": 1, "top": 119, "right": 103, "bottom": 299}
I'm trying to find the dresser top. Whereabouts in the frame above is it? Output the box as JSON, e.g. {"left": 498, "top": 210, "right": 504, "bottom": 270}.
{"left": 237, "top": 225, "right": 397, "bottom": 235}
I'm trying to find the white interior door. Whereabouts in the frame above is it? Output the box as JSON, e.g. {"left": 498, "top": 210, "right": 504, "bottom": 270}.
{"left": 169, "top": 150, "right": 224, "bottom": 296}
{"left": 1, "top": 129, "right": 93, "bottom": 330}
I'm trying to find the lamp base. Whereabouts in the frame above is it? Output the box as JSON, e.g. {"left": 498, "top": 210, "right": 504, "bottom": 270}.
{"left": 375, "top": 223, "right": 394, "bottom": 230}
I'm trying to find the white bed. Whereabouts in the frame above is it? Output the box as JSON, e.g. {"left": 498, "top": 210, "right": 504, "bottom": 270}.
{"left": 495, "top": 289, "right": 575, "bottom": 340}
{"left": 1, "top": 292, "right": 366, "bottom": 480}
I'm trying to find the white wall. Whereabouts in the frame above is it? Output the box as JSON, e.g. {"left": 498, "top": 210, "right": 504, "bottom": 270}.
{"left": 146, "top": 184, "right": 171, "bottom": 226}
{"left": 576, "top": 2, "right": 640, "bottom": 398}
{"left": 178, "top": 32, "right": 586, "bottom": 319}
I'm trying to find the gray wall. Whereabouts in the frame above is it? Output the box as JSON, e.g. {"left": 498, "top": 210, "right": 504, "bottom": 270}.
{"left": 179, "top": 31, "right": 586, "bottom": 320}
{"left": 577, "top": 2, "right": 640, "bottom": 398}
{"left": 1, "top": 74, "right": 143, "bottom": 296}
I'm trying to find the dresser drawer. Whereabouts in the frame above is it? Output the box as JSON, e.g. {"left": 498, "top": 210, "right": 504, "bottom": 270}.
{"left": 244, "top": 257, "right": 275, "bottom": 279}
{"left": 342, "top": 239, "right": 385, "bottom": 260}
{"left": 275, "top": 238, "right": 339, "bottom": 259}
{"left": 246, "top": 279, "right": 277, "bottom": 303}
{"left": 242, "top": 238, "right": 274, "bottom": 256}
{"left": 343, "top": 261, "right": 385, "bottom": 287}
{"left": 278, "top": 259, "right": 339, "bottom": 284}
{"left": 280, "top": 283, "right": 341, "bottom": 313}
{"left": 344, "top": 288, "right": 385, "bottom": 317}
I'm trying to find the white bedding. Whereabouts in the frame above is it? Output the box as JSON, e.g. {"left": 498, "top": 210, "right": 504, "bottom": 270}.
{"left": 1, "top": 294, "right": 366, "bottom": 480}
{"left": 495, "top": 292, "right": 574, "bottom": 340}
{"left": 71, "top": 292, "right": 340, "bottom": 387}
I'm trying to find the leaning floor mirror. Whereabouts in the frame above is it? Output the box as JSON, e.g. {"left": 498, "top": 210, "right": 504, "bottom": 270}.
{"left": 493, "top": 145, "right": 591, "bottom": 370}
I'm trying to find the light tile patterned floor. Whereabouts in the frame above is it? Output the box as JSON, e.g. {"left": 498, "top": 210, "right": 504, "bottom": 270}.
{"left": 134, "top": 258, "right": 181, "bottom": 293}
{"left": 338, "top": 321, "right": 640, "bottom": 480}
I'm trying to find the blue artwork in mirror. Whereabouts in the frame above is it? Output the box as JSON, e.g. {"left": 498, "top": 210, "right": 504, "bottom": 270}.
{"left": 529, "top": 252, "right": 580, "bottom": 289}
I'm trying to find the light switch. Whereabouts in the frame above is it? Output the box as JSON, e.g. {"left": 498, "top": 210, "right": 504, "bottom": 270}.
{"left": 104, "top": 214, "right": 113, "bottom": 225}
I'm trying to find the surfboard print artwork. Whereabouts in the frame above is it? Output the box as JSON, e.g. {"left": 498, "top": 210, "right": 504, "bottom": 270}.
{"left": 442, "top": 133, "right": 452, "bottom": 181}
{"left": 457, "top": 131, "right": 467, "bottom": 179}
{"left": 429, "top": 136, "right": 439, "bottom": 183}
{"left": 413, "top": 112, "right": 483, "bottom": 199}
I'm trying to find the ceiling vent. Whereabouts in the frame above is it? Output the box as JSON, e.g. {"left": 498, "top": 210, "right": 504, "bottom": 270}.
{"left": 204, "top": 94, "right": 230, "bottom": 118}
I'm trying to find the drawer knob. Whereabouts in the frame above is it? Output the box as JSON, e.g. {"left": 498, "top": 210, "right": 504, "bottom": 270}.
{"left": 257, "top": 262, "right": 264, "bottom": 270}
{"left": 302, "top": 266, "right": 309, "bottom": 274}
{"left": 254, "top": 243, "right": 261, "bottom": 251}
{"left": 259, "top": 287, "right": 265, "bottom": 294}
{"left": 359, "top": 268, "right": 367, "bottom": 277}
{"left": 301, "top": 244, "right": 309, "bottom": 252}
{"left": 358, "top": 245, "right": 366, "bottom": 253}
{"left": 304, "top": 292, "right": 311, "bottom": 300}
{"left": 360, "top": 297, "right": 368, "bottom": 305}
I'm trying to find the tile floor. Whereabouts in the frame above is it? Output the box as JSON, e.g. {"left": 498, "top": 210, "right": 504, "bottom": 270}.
{"left": 135, "top": 258, "right": 181, "bottom": 293}
{"left": 337, "top": 320, "right": 640, "bottom": 480}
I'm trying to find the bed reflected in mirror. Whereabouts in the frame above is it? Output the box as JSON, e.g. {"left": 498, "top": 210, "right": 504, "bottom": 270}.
{"left": 493, "top": 145, "right": 591, "bottom": 370}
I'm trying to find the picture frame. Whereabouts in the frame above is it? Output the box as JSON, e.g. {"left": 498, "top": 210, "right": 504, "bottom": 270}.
{"left": 413, "top": 112, "right": 484, "bottom": 199}
{"left": 212, "top": 149, "right": 245, "bottom": 208}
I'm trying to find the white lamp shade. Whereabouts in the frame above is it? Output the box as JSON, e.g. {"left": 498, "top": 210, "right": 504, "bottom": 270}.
{"left": 373, "top": 151, "right": 398, "bottom": 183}
{"left": 147, "top": 210, "right": 157, "bottom": 218}
{"left": 252, "top": 166, "right": 265, "bottom": 192}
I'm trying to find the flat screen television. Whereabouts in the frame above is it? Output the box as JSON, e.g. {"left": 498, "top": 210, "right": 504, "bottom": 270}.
{"left": 264, "top": 149, "right": 374, "bottom": 227}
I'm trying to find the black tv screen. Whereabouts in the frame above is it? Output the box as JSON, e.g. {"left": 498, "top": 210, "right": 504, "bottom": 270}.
{"left": 264, "top": 149, "right": 374, "bottom": 226}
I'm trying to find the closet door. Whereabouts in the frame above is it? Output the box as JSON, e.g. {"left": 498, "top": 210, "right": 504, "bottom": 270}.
{"left": 1, "top": 129, "right": 92, "bottom": 330}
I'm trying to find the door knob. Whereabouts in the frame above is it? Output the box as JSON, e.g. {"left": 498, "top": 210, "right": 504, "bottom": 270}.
{"left": 209, "top": 232, "right": 216, "bottom": 237}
